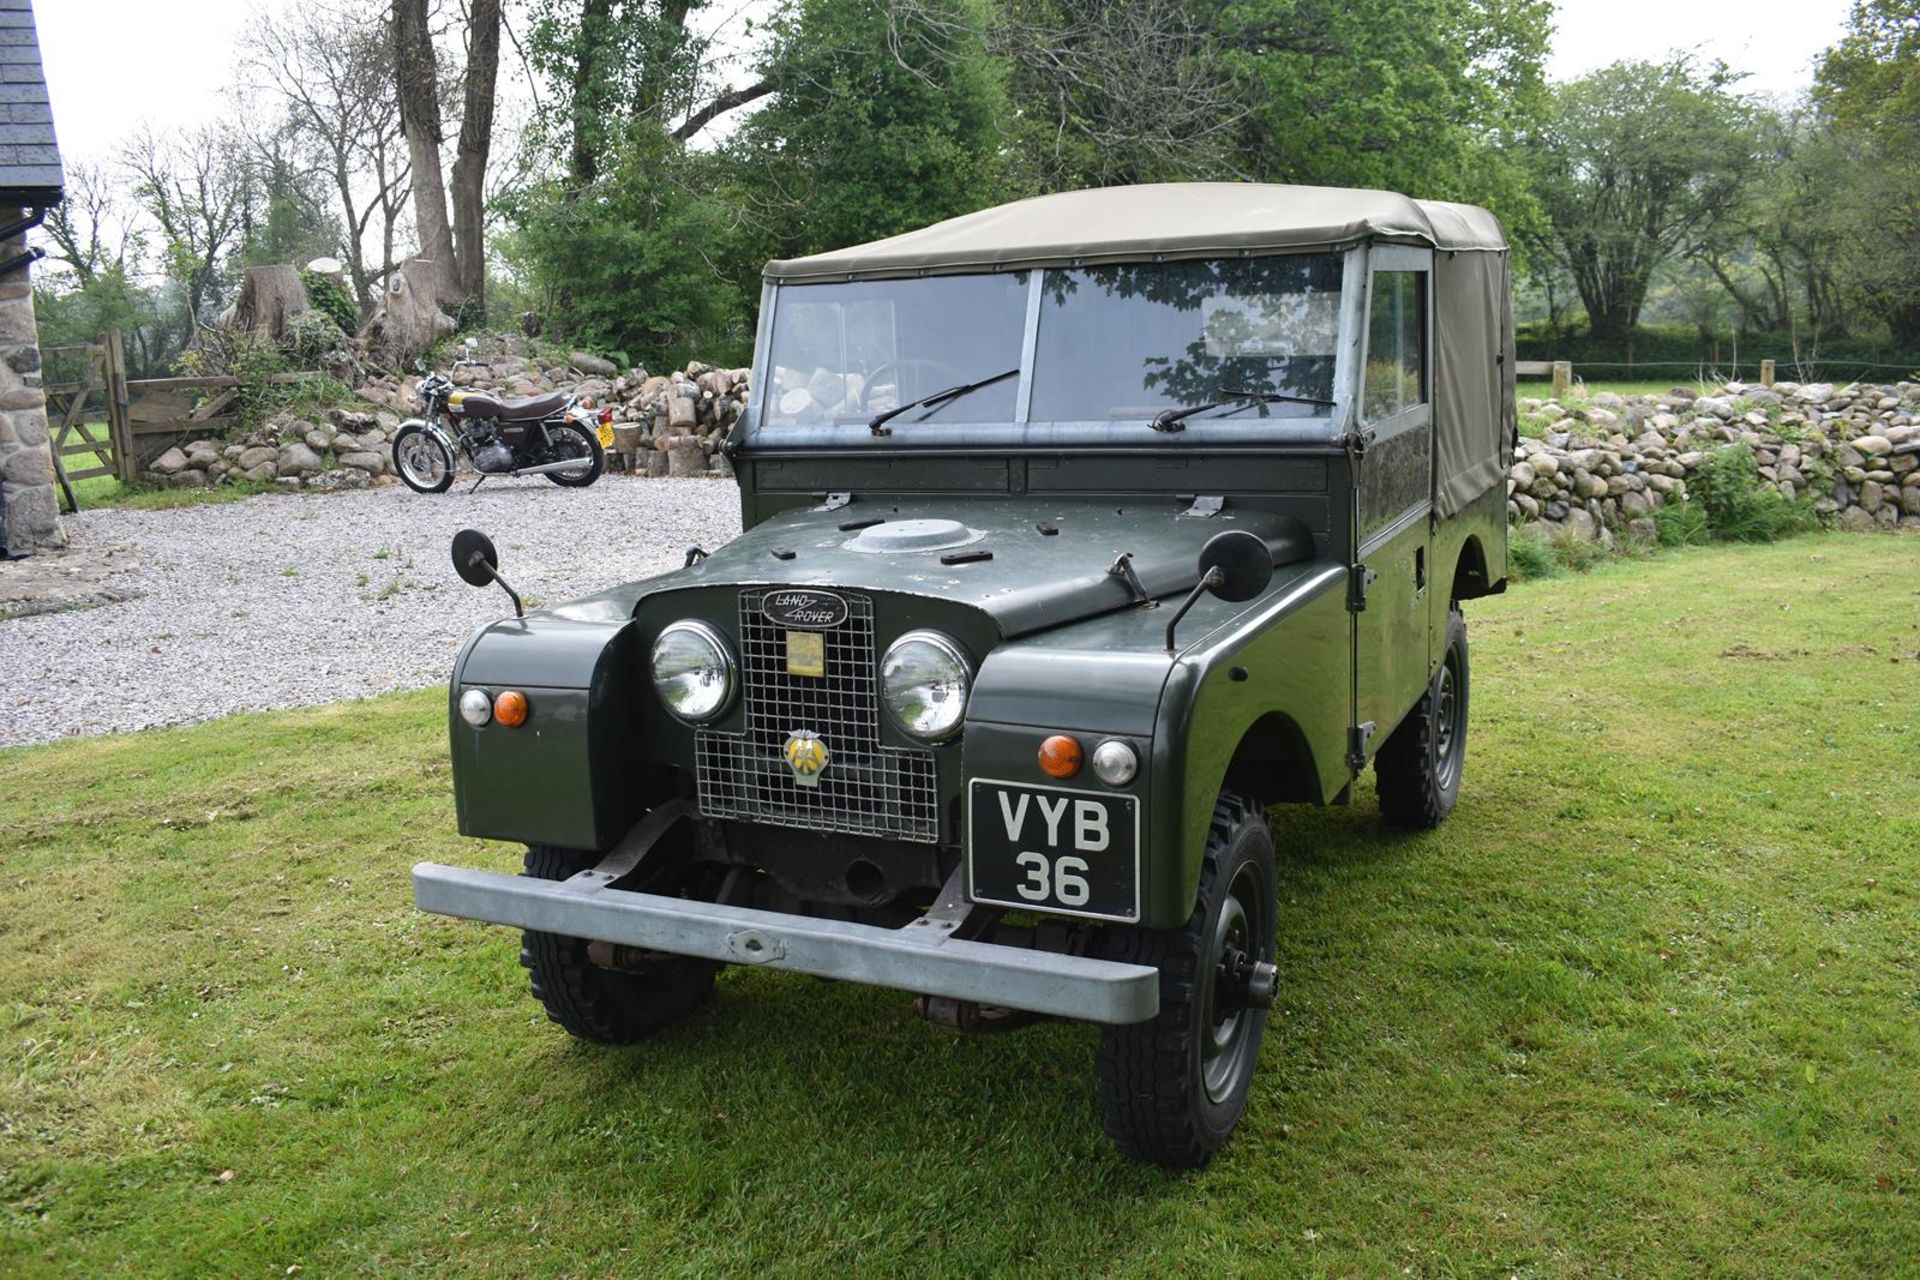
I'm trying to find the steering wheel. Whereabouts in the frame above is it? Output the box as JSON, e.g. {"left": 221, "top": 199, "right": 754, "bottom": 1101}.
{"left": 858, "top": 358, "right": 967, "bottom": 413}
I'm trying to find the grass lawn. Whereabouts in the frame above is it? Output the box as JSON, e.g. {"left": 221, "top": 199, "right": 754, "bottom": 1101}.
{"left": 3, "top": 535, "right": 1917, "bottom": 1277}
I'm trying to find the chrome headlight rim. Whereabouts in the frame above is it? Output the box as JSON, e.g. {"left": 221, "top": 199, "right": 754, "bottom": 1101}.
{"left": 881, "top": 629, "right": 972, "bottom": 743}
{"left": 651, "top": 619, "right": 737, "bottom": 724}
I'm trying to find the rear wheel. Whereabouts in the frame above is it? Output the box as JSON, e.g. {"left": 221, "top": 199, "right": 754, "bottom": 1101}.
{"left": 393, "top": 424, "right": 455, "bottom": 493}
{"left": 1375, "top": 607, "right": 1469, "bottom": 829}
{"left": 1093, "top": 793, "right": 1277, "bottom": 1168}
{"left": 540, "top": 422, "right": 604, "bottom": 488}
{"left": 518, "top": 844, "right": 717, "bottom": 1043}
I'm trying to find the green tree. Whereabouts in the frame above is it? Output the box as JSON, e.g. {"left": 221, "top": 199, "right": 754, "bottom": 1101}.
{"left": 725, "top": 0, "right": 1009, "bottom": 261}
{"left": 1220, "top": 0, "right": 1551, "bottom": 224}
{"left": 501, "top": 141, "right": 753, "bottom": 367}
{"left": 1815, "top": 0, "right": 1920, "bottom": 342}
{"left": 1523, "top": 58, "right": 1758, "bottom": 341}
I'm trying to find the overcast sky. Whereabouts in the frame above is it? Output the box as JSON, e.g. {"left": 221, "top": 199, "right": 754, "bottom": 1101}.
{"left": 38, "top": 0, "right": 1855, "bottom": 168}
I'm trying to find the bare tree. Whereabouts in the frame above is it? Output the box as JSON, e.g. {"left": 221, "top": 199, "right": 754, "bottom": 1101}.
{"left": 39, "top": 162, "right": 143, "bottom": 285}
{"left": 239, "top": 0, "right": 413, "bottom": 310}
{"left": 390, "top": 0, "right": 500, "bottom": 311}
{"left": 121, "top": 122, "right": 256, "bottom": 327}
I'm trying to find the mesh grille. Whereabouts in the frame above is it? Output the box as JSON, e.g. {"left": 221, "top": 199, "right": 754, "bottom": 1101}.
{"left": 695, "top": 589, "right": 939, "bottom": 843}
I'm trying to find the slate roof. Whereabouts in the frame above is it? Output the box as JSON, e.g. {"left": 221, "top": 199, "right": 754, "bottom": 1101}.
{"left": 0, "top": 0, "right": 61, "bottom": 205}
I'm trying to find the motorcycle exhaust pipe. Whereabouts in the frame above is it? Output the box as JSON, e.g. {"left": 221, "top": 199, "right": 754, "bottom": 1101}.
{"left": 504, "top": 458, "right": 591, "bottom": 478}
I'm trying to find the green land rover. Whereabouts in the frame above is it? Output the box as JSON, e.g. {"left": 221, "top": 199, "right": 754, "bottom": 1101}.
{"left": 415, "top": 183, "right": 1514, "bottom": 1166}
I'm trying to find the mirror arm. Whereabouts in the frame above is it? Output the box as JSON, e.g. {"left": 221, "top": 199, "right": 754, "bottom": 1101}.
{"left": 465, "top": 554, "right": 524, "bottom": 618}
{"left": 1164, "top": 567, "right": 1224, "bottom": 652}
{"left": 486, "top": 566, "right": 525, "bottom": 618}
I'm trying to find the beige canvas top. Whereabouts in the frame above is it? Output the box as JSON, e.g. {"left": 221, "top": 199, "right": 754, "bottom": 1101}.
{"left": 765, "top": 183, "right": 1506, "bottom": 282}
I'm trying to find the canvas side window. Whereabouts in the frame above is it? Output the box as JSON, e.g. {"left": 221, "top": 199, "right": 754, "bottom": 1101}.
{"left": 1363, "top": 270, "right": 1427, "bottom": 420}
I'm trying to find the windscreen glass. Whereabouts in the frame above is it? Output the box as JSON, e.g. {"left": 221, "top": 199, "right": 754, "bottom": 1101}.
{"left": 1029, "top": 254, "right": 1342, "bottom": 423}
{"left": 762, "top": 273, "right": 1028, "bottom": 426}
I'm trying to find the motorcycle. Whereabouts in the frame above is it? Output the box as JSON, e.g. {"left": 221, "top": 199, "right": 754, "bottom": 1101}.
{"left": 392, "top": 340, "right": 614, "bottom": 494}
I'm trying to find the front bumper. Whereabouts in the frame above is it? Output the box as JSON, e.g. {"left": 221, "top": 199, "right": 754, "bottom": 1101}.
{"left": 413, "top": 862, "right": 1161, "bottom": 1025}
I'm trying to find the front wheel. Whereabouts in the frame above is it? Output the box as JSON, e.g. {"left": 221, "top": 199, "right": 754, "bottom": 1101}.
{"left": 1094, "top": 793, "right": 1277, "bottom": 1168}
{"left": 540, "top": 422, "right": 604, "bottom": 488}
{"left": 392, "top": 423, "right": 455, "bottom": 494}
{"left": 518, "top": 845, "right": 717, "bottom": 1043}
{"left": 1375, "top": 607, "right": 1469, "bottom": 829}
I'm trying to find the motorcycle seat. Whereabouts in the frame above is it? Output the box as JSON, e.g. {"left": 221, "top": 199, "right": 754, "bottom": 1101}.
{"left": 458, "top": 390, "right": 570, "bottom": 421}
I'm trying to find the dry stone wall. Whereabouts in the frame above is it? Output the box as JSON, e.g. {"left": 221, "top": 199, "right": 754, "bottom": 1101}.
{"left": 1512, "top": 381, "right": 1920, "bottom": 542}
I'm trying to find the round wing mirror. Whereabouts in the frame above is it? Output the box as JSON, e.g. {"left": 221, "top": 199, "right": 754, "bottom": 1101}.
{"left": 1198, "top": 530, "right": 1273, "bottom": 603}
{"left": 451, "top": 528, "right": 500, "bottom": 588}
{"left": 464, "top": 337, "right": 479, "bottom": 353}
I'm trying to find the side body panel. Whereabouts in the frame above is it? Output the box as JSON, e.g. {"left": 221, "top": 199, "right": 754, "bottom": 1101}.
{"left": 1148, "top": 562, "right": 1351, "bottom": 929}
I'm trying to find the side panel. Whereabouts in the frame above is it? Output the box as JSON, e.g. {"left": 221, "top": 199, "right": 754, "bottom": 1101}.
{"left": 1150, "top": 565, "right": 1350, "bottom": 929}
{"left": 451, "top": 624, "right": 649, "bottom": 852}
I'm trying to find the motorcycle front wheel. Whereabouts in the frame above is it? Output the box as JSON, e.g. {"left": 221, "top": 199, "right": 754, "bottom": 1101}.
{"left": 393, "top": 424, "right": 456, "bottom": 494}
{"left": 541, "top": 422, "right": 605, "bottom": 488}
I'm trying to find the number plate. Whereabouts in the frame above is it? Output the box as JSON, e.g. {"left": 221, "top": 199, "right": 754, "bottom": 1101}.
{"left": 967, "top": 780, "right": 1139, "bottom": 921}
{"left": 596, "top": 423, "right": 615, "bottom": 448}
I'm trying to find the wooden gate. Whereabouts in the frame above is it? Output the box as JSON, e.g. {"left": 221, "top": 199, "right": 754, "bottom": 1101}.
{"left": 42, "top": 331, "right": 135, "bottom": 508}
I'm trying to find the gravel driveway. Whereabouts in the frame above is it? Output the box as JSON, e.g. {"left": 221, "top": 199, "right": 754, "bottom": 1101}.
{"left": 0, "top": 476, "right": 742, "bottom": 747}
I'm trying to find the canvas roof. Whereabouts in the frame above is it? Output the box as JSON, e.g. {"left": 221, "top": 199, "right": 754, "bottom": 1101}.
{"left": 765, "top": 183, "right": 1505, "bottom": 282}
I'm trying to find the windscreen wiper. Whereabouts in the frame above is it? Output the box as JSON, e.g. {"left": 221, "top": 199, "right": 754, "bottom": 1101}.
{"left": 868, "top": 367, "right": 1020, "bottom": 437}
{"left": 1150, "top": 388, "right": 1337, "bottom": 433}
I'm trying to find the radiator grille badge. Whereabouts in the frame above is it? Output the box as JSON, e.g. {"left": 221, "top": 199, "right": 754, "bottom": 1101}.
{"left": 783, "top": 730, "right": 830, "bottom": 787}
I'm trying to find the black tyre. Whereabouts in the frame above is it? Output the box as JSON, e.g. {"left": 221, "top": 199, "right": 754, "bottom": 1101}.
{"left": 540, "top": 423, "right": 605, "bottom": 488}
{"left": 1375, "top": 607, "right": 1469, "bottom": 829}
{"left": 518, "top": 844, "right": 717, "bottom": 1044}
{"left": 392, "top": 423, "right": 455, "bottom": 493}
{"left": 1094, "top": 793, "right": 1277, "bottom": 1168}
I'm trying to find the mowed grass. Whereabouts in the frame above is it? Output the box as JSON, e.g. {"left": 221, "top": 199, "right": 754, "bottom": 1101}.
{"left": 3, "top": 535, "right": 1918, "bottom": 1277}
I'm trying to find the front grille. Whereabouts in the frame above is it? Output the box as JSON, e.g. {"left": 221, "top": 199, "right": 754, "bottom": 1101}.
{"left": 695, "top": 589, "right": 939, "bottom": 843}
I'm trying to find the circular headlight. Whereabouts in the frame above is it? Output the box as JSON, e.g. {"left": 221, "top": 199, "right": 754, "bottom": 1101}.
{"left": 651, "top": 621, "right": 736, "bottom": 723}
{"left": 458, "top": 688, "right": 492, "bottom": 727}
{"left": 1091, "top": 738, "right": 1139, "bottom": 786}
{"left": 882, "top": 630, "right": 971, "bottom": 742}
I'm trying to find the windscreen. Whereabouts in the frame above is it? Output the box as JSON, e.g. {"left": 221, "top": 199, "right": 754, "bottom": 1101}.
{"left": 762, "top": 273, "right": 1029, "bottom": 426}
{"left": 1029, "top": 254, "right": 1342, "bottom": 422}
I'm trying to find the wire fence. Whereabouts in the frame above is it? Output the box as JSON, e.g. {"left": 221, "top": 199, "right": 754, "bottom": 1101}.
{"left": 1517, "top": 357, "right": 1920, "bottom": 384}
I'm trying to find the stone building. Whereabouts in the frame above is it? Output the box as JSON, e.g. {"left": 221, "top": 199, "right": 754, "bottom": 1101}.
{"left": 0, "top": 0, "right": 64, "bottom": 558}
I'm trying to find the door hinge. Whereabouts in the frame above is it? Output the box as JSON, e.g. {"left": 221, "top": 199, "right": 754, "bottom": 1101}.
{"left": 1179, "top": 495, "right": 1225, "bottom": 518}
{"left": 1346, "top": 563, "right": 1377, "bottom": 612}
{"left": 1346, "top": 722, "right": 1376, "bottom": 772}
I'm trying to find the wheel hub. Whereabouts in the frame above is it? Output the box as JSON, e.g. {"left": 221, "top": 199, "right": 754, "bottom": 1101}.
{"left": 1215, "top": 949, "right": 1279, "bottom": 1017}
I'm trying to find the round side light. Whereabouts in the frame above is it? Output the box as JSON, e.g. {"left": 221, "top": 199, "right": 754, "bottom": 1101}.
{"left": 1038, "top": 734, "right": 1083, "bottom": 779}
{"left": 1091, "top": 738, "right": 1139, "bottom": 786}
{"left": 493, "top": 690, "right": 529, "bottom": 728}
{"left": 458, "top": 688, "right": 492, "bottom": 727}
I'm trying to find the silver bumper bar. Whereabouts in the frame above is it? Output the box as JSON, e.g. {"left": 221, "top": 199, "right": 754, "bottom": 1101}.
{"left": 412, "top": 862, "right": 1161, "bottom": 1025}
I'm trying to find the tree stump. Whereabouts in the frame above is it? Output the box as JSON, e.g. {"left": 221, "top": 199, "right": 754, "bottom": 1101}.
{"left": 361, "top": 258, "right": 457, "bottom": 371}
{"left": 227, "top": 264, "right": 312, "bottom": 340}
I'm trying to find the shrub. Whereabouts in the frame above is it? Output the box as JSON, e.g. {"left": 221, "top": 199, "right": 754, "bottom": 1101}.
{"left": 1688, "top": 445, "right": 1818, "bottom": 543}
{"left": 1655, "top": 500, "right": 1712, "bottom": 547}
{"left": 284, "top": 311, "right": 352, "bottom": 370}
{"left": 1507, "top": 526, "right": 1561, "bottom": 580}
{"left": 300, "top": 270, "right": 359, "bottom": 335}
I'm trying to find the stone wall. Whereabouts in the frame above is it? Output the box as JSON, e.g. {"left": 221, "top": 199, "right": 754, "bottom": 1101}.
{"left": 0, "top": 215, "right": 62, "bottom": 552}
{"left": 1511, "top": 381, "right": 1920, "bottom": 543}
